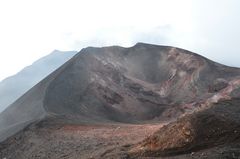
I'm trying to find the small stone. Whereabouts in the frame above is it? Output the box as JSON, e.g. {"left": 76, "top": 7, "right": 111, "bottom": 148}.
{"left": 191, "top": 152, "right": 195, "bottom": 156}
{"left": 185, "top": 130, "right": 191, "bottom": 136}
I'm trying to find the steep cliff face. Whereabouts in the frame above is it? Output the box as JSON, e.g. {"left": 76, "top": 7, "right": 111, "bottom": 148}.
{"left": 0, "top": 43, "right": 240, "bottom": 159}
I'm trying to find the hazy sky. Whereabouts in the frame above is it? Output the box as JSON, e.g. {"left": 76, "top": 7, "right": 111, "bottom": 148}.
{"left": 0, "top": 0, "right": 240, "bottom": 81}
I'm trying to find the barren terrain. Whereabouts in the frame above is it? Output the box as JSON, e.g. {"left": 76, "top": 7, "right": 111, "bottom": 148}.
{"left": 0, "top": 120, "right": 164, "bottom": 159}
{"left": 0, "top": 43, "right": 240, "bottom": 158}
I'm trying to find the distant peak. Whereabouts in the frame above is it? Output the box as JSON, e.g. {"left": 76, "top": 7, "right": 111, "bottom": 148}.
{"left": 52, "top": 49, "right": 61, "bottom": 53}
{"left": 133, "top": 42, "right": 152, "bottom": 47}
{"left": 52, "top": 49, "right": 77, "bottom": 54}
{"left": 133, "top": 42, "right": 171, "bottom": 49}
{"left": 134, "top": 42, "right": 148, "bottom": 46}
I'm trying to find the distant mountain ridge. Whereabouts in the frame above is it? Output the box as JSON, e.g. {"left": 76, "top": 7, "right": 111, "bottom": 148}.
{"left": 0, "top": 50, "right": 77, "bottom": 112}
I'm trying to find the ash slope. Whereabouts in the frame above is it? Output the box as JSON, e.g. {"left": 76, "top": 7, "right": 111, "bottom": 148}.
{"left": 0, "top": 43, "right": 240, "bottom": 144}
{"left": 0, "top": 50, "right": 77, "bottom": 112}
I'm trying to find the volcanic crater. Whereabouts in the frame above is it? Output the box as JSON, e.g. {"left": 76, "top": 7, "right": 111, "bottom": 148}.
{"left": 0, "top": 43, "right": 240, "bottom": 159}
